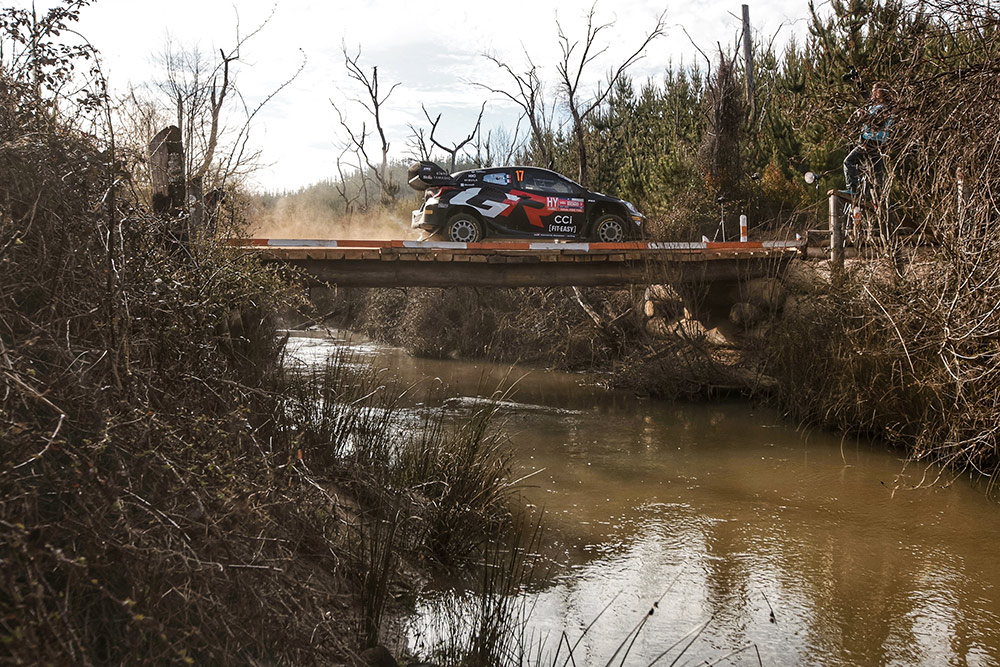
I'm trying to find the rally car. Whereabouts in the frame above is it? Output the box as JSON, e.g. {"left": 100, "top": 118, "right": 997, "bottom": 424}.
{"left": 408, "top": 161, "right": 645, "bottom": 243}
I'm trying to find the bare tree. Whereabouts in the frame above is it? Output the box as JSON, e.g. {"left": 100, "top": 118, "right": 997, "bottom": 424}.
{"left": 405, "top": 123, "right": 431, "bottom": 163}
{"left": 556, "top": 3, "right": 667, "bottom": 184}
{"left": 152, "top": 8, "right": 303, "bottom": 231}
{"left": 421, "top": 102, "right": 486, "bottom": 171}
{"left": 331, "top": 44, "right": 400, "bottom": 207}
{"left": 477, "top": 51, "right": 556, "bottom": 168}
{"left": 333, "top": 146, "right": 362, "bottom": 216}
{"left": 471, "top": 118, "right": 524, "bottom": 168}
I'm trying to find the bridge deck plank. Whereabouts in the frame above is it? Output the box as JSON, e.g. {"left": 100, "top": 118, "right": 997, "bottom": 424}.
{"left": 236, "top": 239, "right": 803, "bottom": 287}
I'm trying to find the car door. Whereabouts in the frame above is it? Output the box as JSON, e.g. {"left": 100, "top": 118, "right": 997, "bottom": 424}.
{"left": 445, "top": 169, "right": 516, "bottom": 227}
{"left": 511, "top": 169, "right": 587, "bottom": 237}
{"left": 474, "top": 169, "right": 525, "bottom": 233}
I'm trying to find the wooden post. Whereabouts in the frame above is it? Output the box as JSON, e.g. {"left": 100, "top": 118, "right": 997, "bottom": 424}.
{"left": 189, "top": 175, "right": 204, "bottom": 239}
{"left": 148, "top": 126, "right": 185, "bottom": 215}
{"left": 956, "top": 166, "right": 966, "bottom": 225}
{"left": 830, "top": 192, "right": 844, "bottom": 268}
{"left": 742, "top": 5, "right": 756, "bottom": 120}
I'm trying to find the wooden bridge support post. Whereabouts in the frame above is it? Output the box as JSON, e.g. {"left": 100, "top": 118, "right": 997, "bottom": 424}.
{"left": 829, "top": 192, "right": 844, "bottom": 269}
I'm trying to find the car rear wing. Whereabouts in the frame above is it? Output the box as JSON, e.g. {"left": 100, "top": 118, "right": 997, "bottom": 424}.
{"left": 407, "top": 160, "right": 454, "bottom": 191}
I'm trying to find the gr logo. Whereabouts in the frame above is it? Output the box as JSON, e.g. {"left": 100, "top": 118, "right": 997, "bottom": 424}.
{"left": 553, "top": 215, "right": 574, "bottom": 224}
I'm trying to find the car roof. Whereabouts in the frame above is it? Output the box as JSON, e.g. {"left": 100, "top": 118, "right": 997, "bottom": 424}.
{"left": 453, "top": 165, "right": 583, "bottom": 186}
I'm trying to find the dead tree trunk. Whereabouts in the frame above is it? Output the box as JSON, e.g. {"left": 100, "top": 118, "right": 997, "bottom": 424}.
{"left": 149, "top": 125, "right": 186, "bottom": 216}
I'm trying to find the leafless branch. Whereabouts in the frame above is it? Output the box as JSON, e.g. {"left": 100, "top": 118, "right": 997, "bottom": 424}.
{"left": 422, "top": 102, "right": 486, "bottom": 171}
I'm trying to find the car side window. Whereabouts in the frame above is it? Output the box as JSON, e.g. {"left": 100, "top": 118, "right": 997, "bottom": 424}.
{"left": 518, "top": 170, "right": 561, "bottom": 192}
{"left": 520, "top": 170, "right": 578, "bottom": 194}
{"left": 482, "top": 171, "right": 511, "bottom": 187}
{"left": 549, "top": 178, "right": 578, "bottom": 195}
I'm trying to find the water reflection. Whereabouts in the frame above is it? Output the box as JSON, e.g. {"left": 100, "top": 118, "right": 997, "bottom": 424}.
{"left": 287, "top": 331, "right": 1000, "bottom": 665}
{"left": 513, "top": 402, "right": 1000, "bottom": 665}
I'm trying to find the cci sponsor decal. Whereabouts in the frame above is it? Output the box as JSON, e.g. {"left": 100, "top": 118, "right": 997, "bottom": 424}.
{"left": 549, "top": 224, "right": 577, "bottom": 233}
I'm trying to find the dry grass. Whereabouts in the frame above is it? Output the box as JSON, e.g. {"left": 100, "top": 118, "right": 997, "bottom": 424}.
{"left": 758, "top": 0, "right": 1000, "bottom": 488}
{"left": 0, "top": 10, "right": 523, "bottom": 662}
{"left": 351, "top": 286, "right": 643, "bottom": 370}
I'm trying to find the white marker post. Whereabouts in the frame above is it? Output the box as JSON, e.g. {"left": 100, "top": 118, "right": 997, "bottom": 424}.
{"left": 740, "top": 215, "right": 749, "bottom": 243}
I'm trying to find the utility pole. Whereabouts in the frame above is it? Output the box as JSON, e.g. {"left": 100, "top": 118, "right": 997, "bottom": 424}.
{"left": 742, "top": 4, "right": 756, "bottom": 120}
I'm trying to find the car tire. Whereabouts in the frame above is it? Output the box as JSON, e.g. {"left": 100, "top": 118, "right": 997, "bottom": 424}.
{"left": 446, "top": 212, "right": 484, "bottom": 243}
{"left": 591, "top": 214, "right": 627, "bottom": 243}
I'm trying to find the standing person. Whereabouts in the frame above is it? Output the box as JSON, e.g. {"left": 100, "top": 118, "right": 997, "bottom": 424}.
{"left": 843, "top": 82, "right": 893, "bottom": 197}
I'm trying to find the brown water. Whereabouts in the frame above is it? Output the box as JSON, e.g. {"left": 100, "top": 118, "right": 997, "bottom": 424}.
{"left": 288, "top": 331, "right": 1000, "bottom": 665}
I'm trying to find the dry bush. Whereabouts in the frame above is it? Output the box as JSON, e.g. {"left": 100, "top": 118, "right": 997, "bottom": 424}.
{"left": 0, "top": 8, "right": 523, "bottom": 662}
{"left": 0, "top": 99, "right": 521, "bottom": 665}
{"left": 0, "top": 69, "right": 355, "bottom": 659}
{"left": 766, "top": 0, "right": 1000, "bottom": 488}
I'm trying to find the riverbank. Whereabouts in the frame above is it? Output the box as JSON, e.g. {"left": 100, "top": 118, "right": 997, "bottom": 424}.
{"left": 0, "top": 84, "right": 523, "bottom": 664}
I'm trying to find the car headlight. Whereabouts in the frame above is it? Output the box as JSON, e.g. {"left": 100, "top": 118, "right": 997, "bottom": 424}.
{"left": 625, "top": 201, "right": 644, "bottom": 221}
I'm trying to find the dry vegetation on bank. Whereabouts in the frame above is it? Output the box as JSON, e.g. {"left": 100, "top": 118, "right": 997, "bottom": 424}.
{"left": 0, "top": 5, "right": 527, "bottom": 664}
{"left": 0, "top": 86, "right": 515, "bottom": 667}
{"left": 760, "top": 0, "right": 1000, "bottom": 489}
{"left": 322, "top": 286, "right": 642, "bottom": 370}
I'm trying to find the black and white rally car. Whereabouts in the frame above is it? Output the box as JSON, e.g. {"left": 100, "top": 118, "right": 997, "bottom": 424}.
{"left": 408, "top": 161, "right": 645, "bottom": 243}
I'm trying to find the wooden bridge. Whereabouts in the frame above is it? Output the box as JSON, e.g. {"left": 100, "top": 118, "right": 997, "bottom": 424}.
{"left": 231, "top": 238, "right": 805, "bottom": 288}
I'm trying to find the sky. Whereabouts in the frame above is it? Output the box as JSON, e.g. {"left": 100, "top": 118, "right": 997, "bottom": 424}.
{"left": 14, "top": 0, "right": 814, "bottom": 191}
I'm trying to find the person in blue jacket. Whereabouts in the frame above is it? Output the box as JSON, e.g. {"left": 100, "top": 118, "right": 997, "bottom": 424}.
{"left": 843, "top": 83, "right": 893, "bottom": 197}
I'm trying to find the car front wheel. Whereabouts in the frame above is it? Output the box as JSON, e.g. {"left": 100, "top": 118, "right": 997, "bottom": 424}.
{"left": 446, "top": 213, "right": 484, "bottom": 243}
{"left": 591, "top": 214, "right": 626, "bottom": 243}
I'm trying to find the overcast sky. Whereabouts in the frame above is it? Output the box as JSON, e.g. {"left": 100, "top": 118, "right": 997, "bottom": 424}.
{"left": 16, "top": 0, "right": 813, "bottom": 191}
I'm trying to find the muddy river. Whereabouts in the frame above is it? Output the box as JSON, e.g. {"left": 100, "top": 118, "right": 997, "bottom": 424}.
{"left": 287, "top": 331, "right": 1000, "bottom": 665}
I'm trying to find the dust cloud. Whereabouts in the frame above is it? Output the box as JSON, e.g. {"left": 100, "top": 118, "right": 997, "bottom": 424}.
{"left": 249, "top": 198, "right": 418, "bottom": 240}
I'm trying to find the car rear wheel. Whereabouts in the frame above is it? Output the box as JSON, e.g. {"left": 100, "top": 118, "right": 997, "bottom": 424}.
{"left": 446, "top": 213, "right": 484, "bottom": 243}
{"left": 592, "top": 214, "right": 626, "bottom": 243}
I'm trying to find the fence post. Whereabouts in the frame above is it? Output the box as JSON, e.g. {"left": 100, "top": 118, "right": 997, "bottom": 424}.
{"left": 830, "top": 192, "right": 844, "bottom": 268}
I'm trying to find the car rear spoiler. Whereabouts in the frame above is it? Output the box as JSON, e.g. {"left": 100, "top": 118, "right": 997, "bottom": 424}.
{"left": 407, "top": 160, "right": 454, "bottom": 191}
